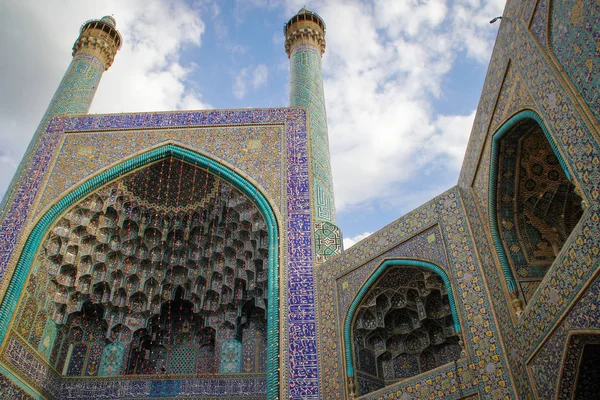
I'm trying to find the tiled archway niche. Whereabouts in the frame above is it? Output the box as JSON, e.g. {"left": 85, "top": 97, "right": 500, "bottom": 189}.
{"left": 557, "top": 333, "right": 600, "bottom": 400}
{"left": 13, "top": 157, "right": 271, "bottom": 378}
{"left": 351, "top": 266, "right": 462, "bottom": 395}
{"left": 492, "top": 113, "right": 584, "bottom": 306}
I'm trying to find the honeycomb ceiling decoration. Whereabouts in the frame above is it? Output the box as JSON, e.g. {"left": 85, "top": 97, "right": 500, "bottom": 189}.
{"left": 514, "top": 122, "right": 583, "bottom": 262}
{"left": 40, "top": 157, "right": 269, "bottom": 374}
{"left": 353, "top": 267, "right": 461, "bottom": 393}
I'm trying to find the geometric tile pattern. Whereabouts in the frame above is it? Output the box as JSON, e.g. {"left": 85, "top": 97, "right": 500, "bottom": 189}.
{"left": 526, "top": 278, "right": 600, "bottom": 399}
{"left": 550, "top": 0, "right": 600, "bottom": 122}
{"left": 219, "top": 339, "right": 242, "bottom": 373}
{"left": 98, "top": 343, "right": 125, "bottom": 376}
{"left": 0, "top": 368, "right": 35, "bottom": 400}
{"left": 314, "top": 221, "right": 342, "bottom": 264}
{"left": 529, "top": 0, "right": 549, "bottom": 48}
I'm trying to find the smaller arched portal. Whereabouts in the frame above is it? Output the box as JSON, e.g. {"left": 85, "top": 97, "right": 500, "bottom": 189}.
{"left": 556, "top": 333, "right": 600, "bottom": 400}
{"left": 489, "top": 111, "right": 584, "bottom": 310}
{"left": 344, "top": 259, "right": 462, "bottom": 397}
{"left": 1, "top": 144, "right": 280, "bottom": 397}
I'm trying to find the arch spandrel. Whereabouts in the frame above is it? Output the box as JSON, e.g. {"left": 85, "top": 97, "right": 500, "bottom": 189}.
{"left": 34, "top": 122, "right": 286, "bottom": 221}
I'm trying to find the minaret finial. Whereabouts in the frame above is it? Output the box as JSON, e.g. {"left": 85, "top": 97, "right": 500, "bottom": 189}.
{"left": 73, "top": 16, "right": 122, "bottom": 71}
{"left": 284, "top": 7, "right": 326, "bottom": 58}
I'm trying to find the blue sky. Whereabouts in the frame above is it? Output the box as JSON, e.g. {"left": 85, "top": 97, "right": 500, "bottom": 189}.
{"left": 0, "top": 0, "right": 505, "bottom": 248}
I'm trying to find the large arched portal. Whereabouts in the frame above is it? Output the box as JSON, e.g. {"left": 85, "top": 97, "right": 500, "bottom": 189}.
{"left": 490, "top": 111, "right": 584, "bottom": 307}
{"left": 6, "top": 146, "right": 279, "bottom": 391}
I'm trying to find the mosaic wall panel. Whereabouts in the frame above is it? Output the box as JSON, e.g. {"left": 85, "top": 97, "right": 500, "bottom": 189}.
{"left": 99, "top": 343, "right": 125, "bottom": 376}
{"left": 471, "top": 60, "right": 535, "bottom": 236}
{"left": 58, "top": 375, "right": 266, "bottom": 399}
{"left": 489, "top": 62, "right": 536, "bottom": 135}
{"left": 458, "top": 0, "right": 527, "bottom": 184}
{"left": 85, "top": 343, "right": 103, "bottom": 376}
{"left": 35, "top": 125, "right": 284, "bottom": 218}
{"left": 529, "top": 0, "right": 549, "bottom": 48}
{"left": 315, "top": 188, "right": 514, "bottom": 399}
{"left": 219, "top": 339, "right": 242, "bottom": 373}
{"left": 38, "top": 320, "right": 58, "bottom": 360}
{"left": 314, "top": 221, "right": 342, "bottom": 264}
{"left": 169, "top": 347, "right": 197, "bottom": 375}
{"left": 0, "top": 108, "right": 316, "bottom": 399}
{"left": 241, "top": 310, "right": 267, "bottom": 373}
{"left": 1, "top": 334, "right": 62, "bottom": 399}
{"left": 519, "top": 281, "right": 542, "bottom": 305}
{"left": 0, "top": 131, "right": 62, "bottom": 301}
{"left": 550, "top": 0, "right": 600, "bottom": 122}
{"left": 471, "top": 139, "right": 491, "bottom": 230}
{"left": 67, "top": 344, "right": 88, "bottom": 376}
{"left": 521, "top": 0, "right": 538, "bottom": 24}
{"left": 0, "top": 370, "right": 35, "bottom": 400}
{"left": 527, "top": 277, "right": 600, "bottom": 399}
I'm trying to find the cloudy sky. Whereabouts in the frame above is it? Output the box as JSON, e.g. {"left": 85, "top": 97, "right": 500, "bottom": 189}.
{"left": 0, "top": 0, "right": 505, "bottom": 248}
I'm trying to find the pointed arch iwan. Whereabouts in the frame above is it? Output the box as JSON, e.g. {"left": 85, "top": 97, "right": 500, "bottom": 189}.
{"left": 0, "top": 144, "right": 280, "bottom": 398}
{"left": 343, "top": 259, "right": 461, "bottom": 379}
{"left": 488, "top": 110, "right": 571, "bottom": 296}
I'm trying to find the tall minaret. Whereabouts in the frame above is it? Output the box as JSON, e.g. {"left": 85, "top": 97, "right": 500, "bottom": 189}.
{"left": 285, "top": 8, "right": 342, "bottom": 263}
{"left": 0, "top": 16, "right": 122, "bottom": 217}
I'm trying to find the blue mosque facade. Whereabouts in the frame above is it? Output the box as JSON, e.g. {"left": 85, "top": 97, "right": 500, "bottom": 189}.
{"left": 0, "top": 1, "right": 598, "bottom": 399}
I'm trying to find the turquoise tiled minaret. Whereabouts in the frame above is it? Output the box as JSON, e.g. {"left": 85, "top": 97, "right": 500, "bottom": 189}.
{"left": 0, "top": 16, "right": 121, "bottom": 219}
{"left": 285, "top": 8, "right": 342, "bottom": 263}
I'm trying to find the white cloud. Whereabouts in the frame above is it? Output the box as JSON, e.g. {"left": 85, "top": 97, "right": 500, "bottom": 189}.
{"left": 252, "top": 65, "right": 269, "bottom": 89}
{"left": 233, "top": 68, "right": 250, "bottom": 99}
{"left": 0, "top": 0, "right": 506, "bottom": 237}
{"left": 343, "top": 232, "right": 373, "bottom": 249}
{"left": 0, "top": 0, "right": 210, "bottom": 197}
{"left": 428, "top": 111, "right": 477, "bottom": 170}
{"left": 299, "top": 0, "right": 504, "bottom": 212}
{"left": 233, "top": 64, "right": 269, "bottom": 99}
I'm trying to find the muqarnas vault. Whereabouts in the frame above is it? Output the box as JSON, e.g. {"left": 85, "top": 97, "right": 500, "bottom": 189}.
{"left": 0, "top": 0, "right": 599, "bottom": 399}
